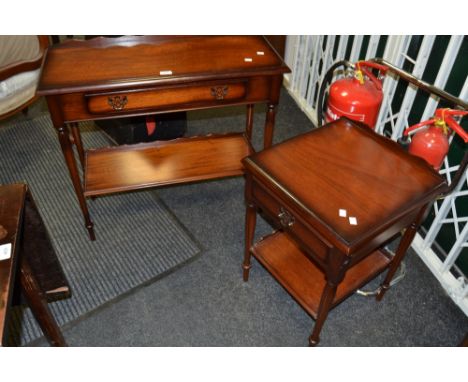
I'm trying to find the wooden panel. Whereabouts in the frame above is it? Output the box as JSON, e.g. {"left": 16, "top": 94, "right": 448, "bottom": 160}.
{"left": 37, "top": 36, "right": 290, "bottom": 95}
{"left": 58, "top": 76, "right": 272, "bottom": 123}
{"left": 84, "top": 133, "right": 252, "bottom": 196}
{"left": 251, "top": 180, "right": 329, "bottom": 265}
{"left": 0, "top": 184, "right": 26, "bottom": 345}
{"left": 251, "top": 231, "right": 392, "bottom": 319}
{"left": 264, "top": 36, "right": 286, "bottom": 58}
{"left": 245, "top": 118, "right": 447, "bottom": 253}
{"left": 86, "top": 81, "right": 247, "bottom": 115}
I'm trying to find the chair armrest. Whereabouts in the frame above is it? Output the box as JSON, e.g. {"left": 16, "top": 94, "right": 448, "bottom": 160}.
{"left": 0, "top": 36, "right": 49, "bottom": 81}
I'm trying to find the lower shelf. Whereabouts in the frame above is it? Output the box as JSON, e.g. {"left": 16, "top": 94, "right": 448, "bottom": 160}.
{"left": 251, "top": 231, "right": 392, "bottom": 319}
{"left": 84, "top": 133, "right": 252, "bottom": 196}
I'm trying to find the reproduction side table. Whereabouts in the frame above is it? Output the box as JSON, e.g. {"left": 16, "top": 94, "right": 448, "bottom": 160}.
{"left": 37, "top": 36, "right": 290, "bottom": 240}
{"left": 242, "top": 118, "right": 447, "bottom": 346}
{"left": 0, "top": 184, "right": 68, "bottom": 346}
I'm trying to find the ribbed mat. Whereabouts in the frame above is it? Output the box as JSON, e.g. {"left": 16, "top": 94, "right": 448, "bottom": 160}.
{"left": 0, "top": 114, "right": 201, "bottom": 345}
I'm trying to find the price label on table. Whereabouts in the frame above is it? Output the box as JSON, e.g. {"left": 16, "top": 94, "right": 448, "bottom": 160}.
{"left": 0, "top": 243, "right": 12, "bottom": 261}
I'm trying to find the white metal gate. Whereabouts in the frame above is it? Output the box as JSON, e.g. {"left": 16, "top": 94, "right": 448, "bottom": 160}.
{"left": 283, "top": 35, "right": 468, "bottom": 315}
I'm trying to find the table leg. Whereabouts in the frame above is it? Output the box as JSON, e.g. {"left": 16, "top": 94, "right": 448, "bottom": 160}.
{"left": 309, "top": 281, "right": 337, "bottom": 346}
{"left": 245, "top": 104, "right": 254, "bottom": 141}
{"left": 309, "top": 250, "right": 349, "bottom": 346}
{"left": 263, "top": 103, "right": 277, "bottom": 149}
{"left": 20, "top": 259, "right": 67, "bottom": 346}
{"left": 242, "top": 202, "right": 257, "bottom": 281}
{"left": 57, "top": 125, "right": 95, "bottom": 241}
{"left": 70, "top": 122, "right": 86, "bottom": 172}
{"left": 460, "top": 333, "right": 468, "bottom": 346}
{"left": 376, "top": 205, "right": 428, "bottom": 301}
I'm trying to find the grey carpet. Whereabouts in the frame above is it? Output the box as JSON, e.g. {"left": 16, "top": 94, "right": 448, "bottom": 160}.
{"left": 0, "top": 114, "right": 201, "bottom": 345}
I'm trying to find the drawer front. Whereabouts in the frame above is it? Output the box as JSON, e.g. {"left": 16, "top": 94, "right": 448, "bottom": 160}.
{"left": 252, "top": 181, "right": 330, "bottom": 265}
{"left": 86, "top": 81, "right": 247, "bottom": 115}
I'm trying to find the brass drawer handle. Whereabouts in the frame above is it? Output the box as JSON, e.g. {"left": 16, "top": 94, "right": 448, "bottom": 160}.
{"left": 211, "top": 86, "right": 229, "bottom": 100}
{"left": 278, "top": 207, "right": 295, "bottom": 228}
{"left": 108, "top": 95, "right": 128, "bottom": 111}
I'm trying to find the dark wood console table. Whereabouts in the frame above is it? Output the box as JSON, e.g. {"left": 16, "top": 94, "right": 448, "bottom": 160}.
{"left": 242, "top": 119, "right": 447, "bottom": 346}
{"left": 37, "top": 36, "right": 290, "bottom": 240}
{"left": 0, "top": 184, "right": 68, "bottom": 346}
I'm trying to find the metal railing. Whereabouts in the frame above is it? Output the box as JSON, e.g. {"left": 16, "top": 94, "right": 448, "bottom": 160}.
{"left": 283, "top": 35, "right": 468, "bottom": 315}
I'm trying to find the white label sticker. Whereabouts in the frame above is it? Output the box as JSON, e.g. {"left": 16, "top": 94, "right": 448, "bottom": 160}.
{"left": 244, "top": 58, "right": 253, "bottom": 62}
{"left": 256, "top": 51, "right": 265, "bottom": 55}
{"left": 349, "top": 217, "right": 358, "bottom": 226}
{"left": 0, "top": 243, "right": 12, "bottom": 261}
{"left": 159, "top": 70, "right": 173, "bottom": 76}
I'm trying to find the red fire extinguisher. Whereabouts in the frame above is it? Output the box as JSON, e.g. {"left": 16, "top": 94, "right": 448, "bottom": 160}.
{"left": 324, "top": 61, "right": 388, "bottom": 129}
{"left": 402, "top": 108, "right": 468, "bottom": 170}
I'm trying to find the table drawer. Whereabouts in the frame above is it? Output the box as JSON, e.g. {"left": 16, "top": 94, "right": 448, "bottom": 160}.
{"left": 86, "top": 81, "right": 247, "bottom": 115}
{"left": 252, "top": 181, "right": 329, "bottom": 265}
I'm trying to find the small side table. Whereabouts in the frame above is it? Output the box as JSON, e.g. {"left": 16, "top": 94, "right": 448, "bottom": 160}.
{"left": 242, "top": 118, "right": 447, "bottom": 346}
{"left": 0, "top": 184, "right": 69, "bottom": 346}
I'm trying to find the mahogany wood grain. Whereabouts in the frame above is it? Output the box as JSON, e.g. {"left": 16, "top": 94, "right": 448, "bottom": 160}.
{"left": 56, "top": 122, "right": 95, "bottom": 240}
{"left": 84, "top": 133, "right": 252, "bottom": 196}
{"left": 0, "top": 185, "right": 25, "bottom": 345}
{"left": 37, "top": 36, "right": 289, "bottom": 95}
{"left": 264, "top": 104, "right": 276, "bottom": 149}
{"left": 20, "top": 259, "right": 66, "bottom": 346}
{"left": 56, "top": 76, "right": 272, "bottom": 123}
{"left": 242, "top": 118, "right": 447, "bottom": 345}
{"left": 70, "top": 122, "right": 85, "bottom": 171}
{"left": 251, "top": 180, "right": 330, "bottom": 267}
{"left": 376, "top": 203, "right": 429, "bottom": 301}
{"left": 245, "top": 118, "right": 447, "bottom": 255}
{"left": 0, "top": 184, "right": 67, "bottom": 346}
{"left": 251, "top": 231, "right": 392, "bottom": 319}
{"left": 264, "top": 36, "right": 286, "bottom": 59}
{"left": 38, "top": 36, "right": 289, "bottom": 239}
{"left": 242, "top": 203, "right": 256, "bottom": 282}
{"left": 86, "top": 80, "right": 247, "bottom": 114}
{"left": 245, "top": 104, "right": 254, "bottom": 140}
{"left": 309, "top": 283, "right": 337, "bottom": 346}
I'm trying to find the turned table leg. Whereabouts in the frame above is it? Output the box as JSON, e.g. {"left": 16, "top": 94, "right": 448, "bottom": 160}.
{"left": 46, "top": 96, "right": 95, "bottom": 240}
{"left": 309, "top": 282, "right": 338, "bottom": 346}
{"left": 309, "top": 250, "right": 349, "bottom": 346}
{"left": 376, "top": 205, "right": 428, "bottom": 301}
{"left": 70, "top": 122, "right": 86, "bottom": 172}
{"left": 245, "top": 104, "right": 254, "bottom": 142}
{"left": 243, "top": 202, "right": 257, "bottom": 282}
{"left": 57, "top": 124, "right": 95, "bottom": 241}
{"left": 20, "top": 259, "right": 67, "bottom": 346}
{"left": 263, "top": 103, "right": 277, "bottom": 149}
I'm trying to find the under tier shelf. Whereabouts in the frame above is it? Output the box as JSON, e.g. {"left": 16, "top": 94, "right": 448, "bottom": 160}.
{"left": 251, "top": 231, "right": 392, "bottom": 319}
{"left": 84, "top": 133, "right": 252, "bottom": 196}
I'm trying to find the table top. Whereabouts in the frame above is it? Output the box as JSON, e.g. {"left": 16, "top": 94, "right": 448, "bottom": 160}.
{"left": 0, "top": 184, "right": 26, "bottom": 344}
{"left": 244, "top": 118, "right": 447, "bottom": 250}
{"left": 37, "top": 36, "right": 290, "bottom": 96}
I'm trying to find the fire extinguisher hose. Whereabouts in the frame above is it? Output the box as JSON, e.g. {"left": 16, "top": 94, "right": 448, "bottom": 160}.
{"left": 445, "top": 114, "right": 468, "bottom": 143}
{"left": 317, "top": 60, "right": 353, "bottom": 127}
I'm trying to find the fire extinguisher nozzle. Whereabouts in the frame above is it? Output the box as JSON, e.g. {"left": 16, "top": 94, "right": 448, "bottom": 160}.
{"left": 397, "top": 136, "right": 411, "bottom": 151}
